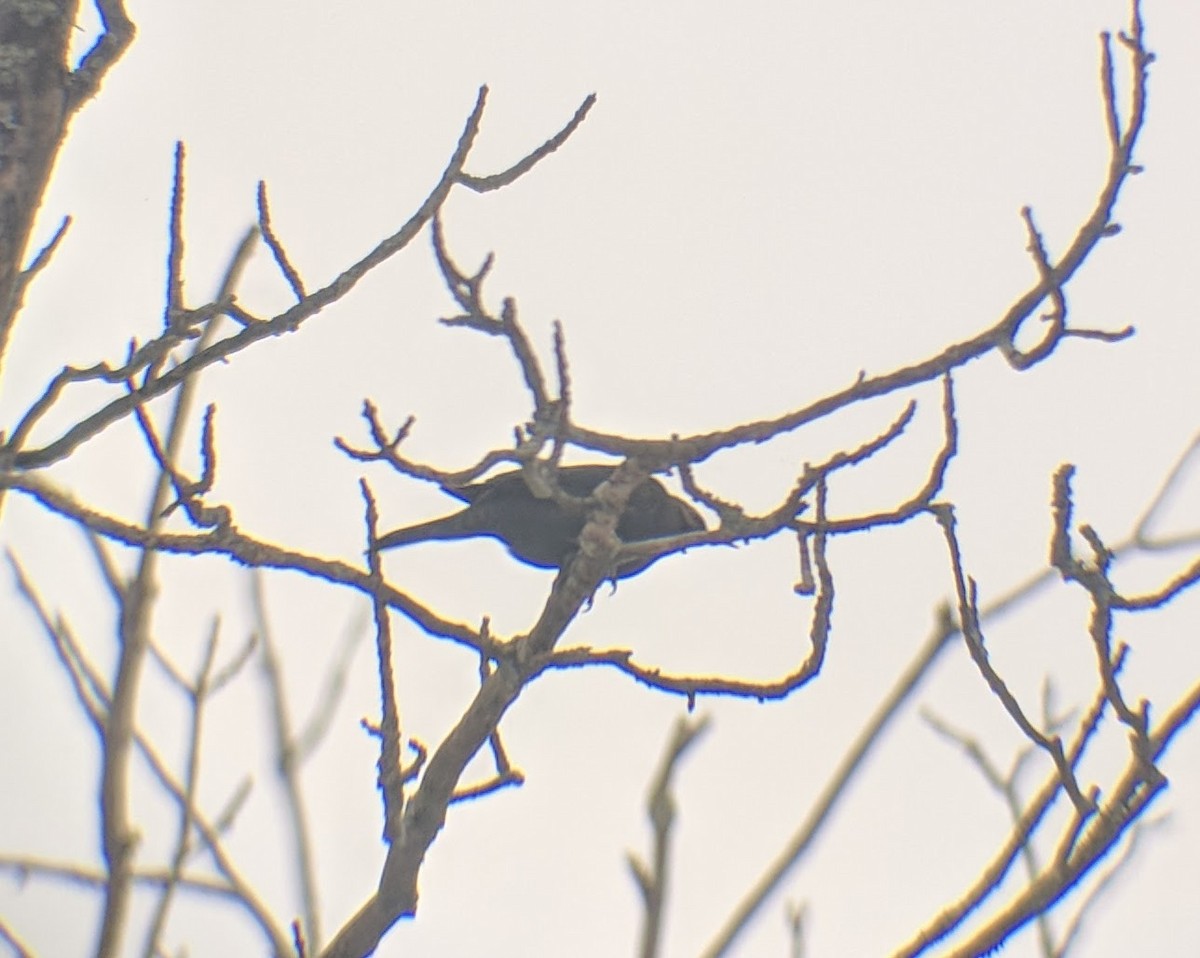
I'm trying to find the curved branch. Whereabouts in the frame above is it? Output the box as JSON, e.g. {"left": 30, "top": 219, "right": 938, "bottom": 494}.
{"left": 561, "top": 18, "right": 1150, "bottom": 467}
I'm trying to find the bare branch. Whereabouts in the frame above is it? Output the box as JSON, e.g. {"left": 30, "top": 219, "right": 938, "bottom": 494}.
{"left": 702, "top": 608, "right": 957, "bottom": 958}
{"left": 449, "top": 652, "right": 525, "bottom": 803}
{"left": 561, "top": 13, "right": 1152, "bottom": 468}
{"left": 631, "top": 715, "right": 711, "bottom": 958}
{"left": 895, "top": 661, "right": 1118, "bottom": 957}
{"left": 68, "top": 0, "right": 137, "bottom": 110}
{"left": 142, "top": 624, "right": 220, "bottom": 958}
{"left": 254, "top": 573, "right": 323, "bottom": 950}
{"left": 363, "top": 479, "right": 407, "bottom": 849}
{"left": 5, "top": 470, "right": 491, "bottom": 652}
{"left": 13, "top": 215, "right": 71, "bottom": 301}
{"left": 165, "top": 142, "right": 187, "bottom": 326}
{"left": 458, "top": 93, "right": 597, "bottom": 192}
{"left": 7, "top": 87, "right": 517, "bottom": 470}
{"left": 258, "top": 180, "right": 307, "bottom": 300}
{"left": 933, "top": 502, "right": 1094, "bottom": 814}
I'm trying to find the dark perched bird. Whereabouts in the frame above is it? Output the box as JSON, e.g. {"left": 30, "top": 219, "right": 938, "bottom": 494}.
{"left": 377, "top": 464, "right": 705, "bottom": 579}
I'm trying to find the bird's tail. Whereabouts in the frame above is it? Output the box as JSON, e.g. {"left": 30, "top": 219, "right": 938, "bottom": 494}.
{"left": 375, "top": 512, "right": 483, "bottom": 550}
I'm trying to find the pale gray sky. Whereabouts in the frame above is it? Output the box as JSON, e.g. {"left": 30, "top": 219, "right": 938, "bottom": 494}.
{"left": 2, "top": 1, "right": 1198, "bottom": 956}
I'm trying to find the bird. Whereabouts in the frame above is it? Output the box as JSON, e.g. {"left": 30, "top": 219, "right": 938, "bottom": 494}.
{"left": 377, "top": 464, "right": 705, "bottom": 579}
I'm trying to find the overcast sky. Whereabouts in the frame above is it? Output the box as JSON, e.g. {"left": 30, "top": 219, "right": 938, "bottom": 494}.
{"left": 2, "top": 1, "right": 1198, "bottom": 956}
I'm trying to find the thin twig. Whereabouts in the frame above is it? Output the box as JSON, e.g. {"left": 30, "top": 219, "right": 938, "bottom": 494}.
{"left": 254, "top": 573, "right": 323, "bottom": 950}
{"left": 142, "top": 624, "right": 221, "bottom": 958}
{"left": 702, "top": 608, "right": 957, "bottom": 958}
{"left": 258, "top": 180, "right": 306, "bottom": 300}
{"left": 630, "top": 715, "right": 711, "bottom": 958}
